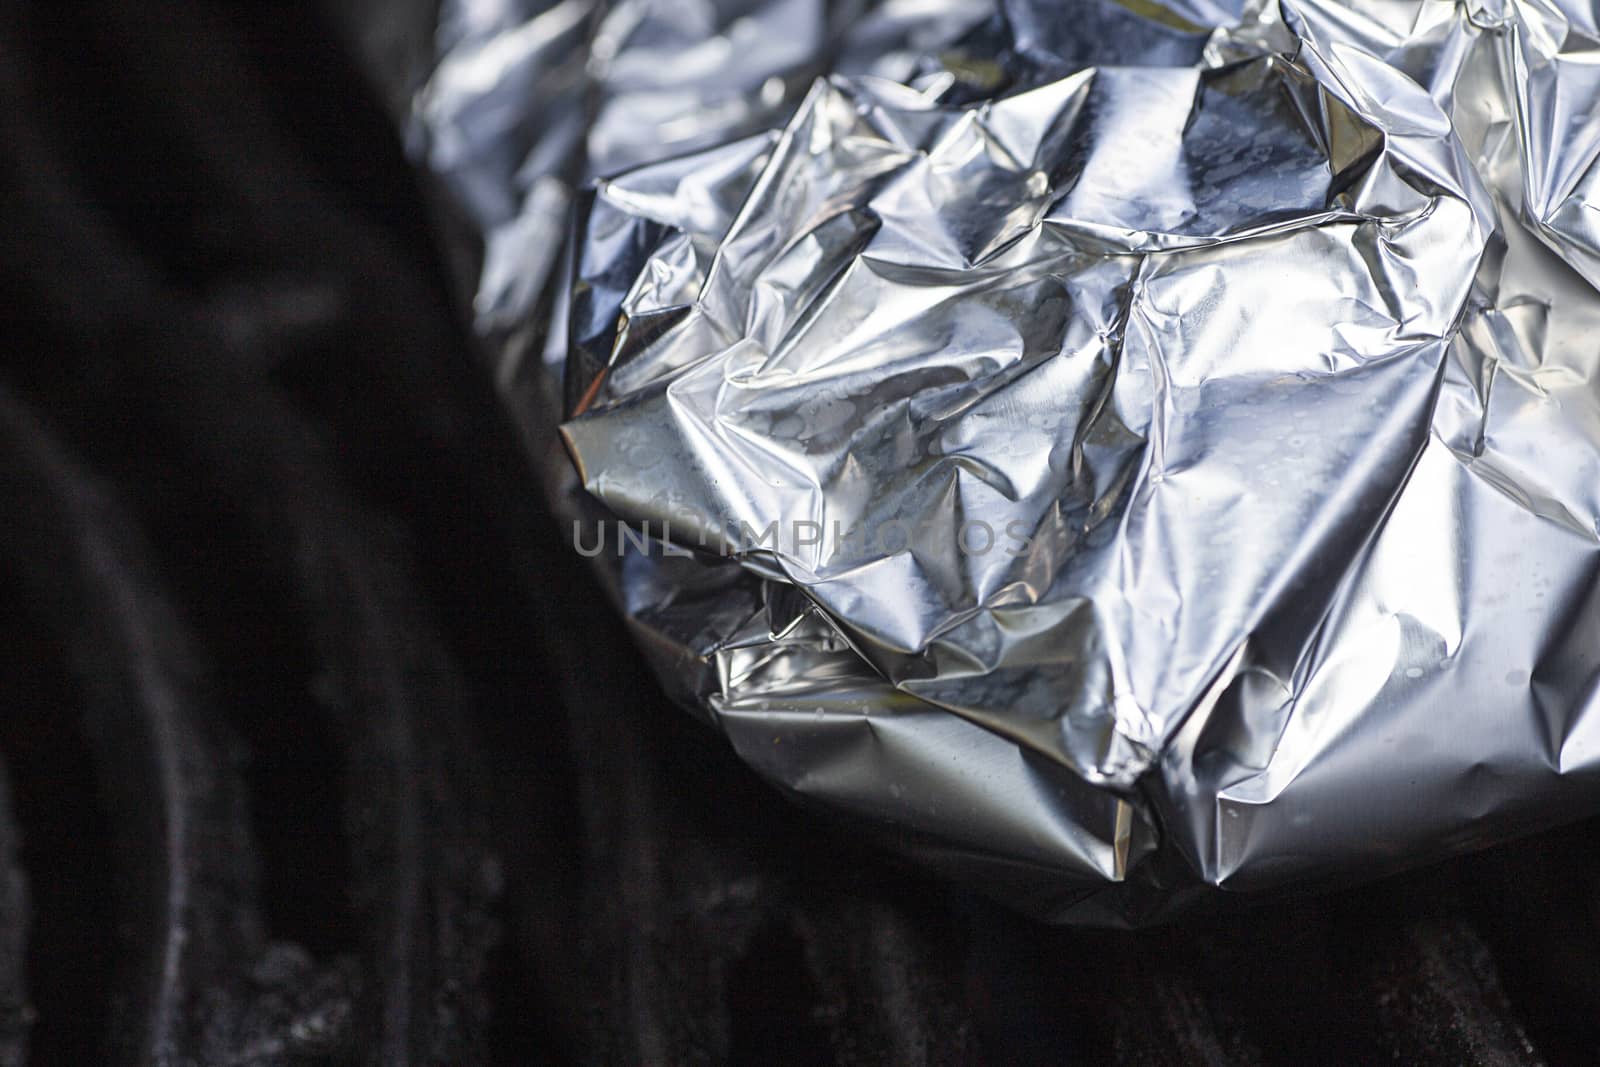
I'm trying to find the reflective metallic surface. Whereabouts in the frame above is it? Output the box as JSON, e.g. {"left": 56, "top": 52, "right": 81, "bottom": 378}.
{"left": 412, "top": 0, "right": 1600, "bottom": 922}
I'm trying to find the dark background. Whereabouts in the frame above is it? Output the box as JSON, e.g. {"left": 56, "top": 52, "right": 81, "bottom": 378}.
{"left": 2, "top": 2, "right": 1599, "bottom": 1063}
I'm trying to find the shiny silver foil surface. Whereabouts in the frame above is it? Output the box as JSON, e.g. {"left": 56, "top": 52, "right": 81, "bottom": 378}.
{"left": 411, "top": 0, "right": 1600, "bottom": 922}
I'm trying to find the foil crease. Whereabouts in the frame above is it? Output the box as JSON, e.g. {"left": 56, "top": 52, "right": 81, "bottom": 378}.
{"left": 410, "top": 0, "right": 1600, "bottom": 922}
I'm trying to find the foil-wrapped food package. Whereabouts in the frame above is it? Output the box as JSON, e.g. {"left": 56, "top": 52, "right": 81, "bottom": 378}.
{"left": 411, "top": 0, "right": 1600, "bottom": 923}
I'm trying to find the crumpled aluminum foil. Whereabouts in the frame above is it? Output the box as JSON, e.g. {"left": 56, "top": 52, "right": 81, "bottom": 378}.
{"left": 411, "top": 0, "right": 1600, "bottom": 923}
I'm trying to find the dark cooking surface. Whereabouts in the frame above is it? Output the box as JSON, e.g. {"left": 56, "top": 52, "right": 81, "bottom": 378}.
{"left": 1, "top": 3, "right": 1597, "bottom": 1062}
